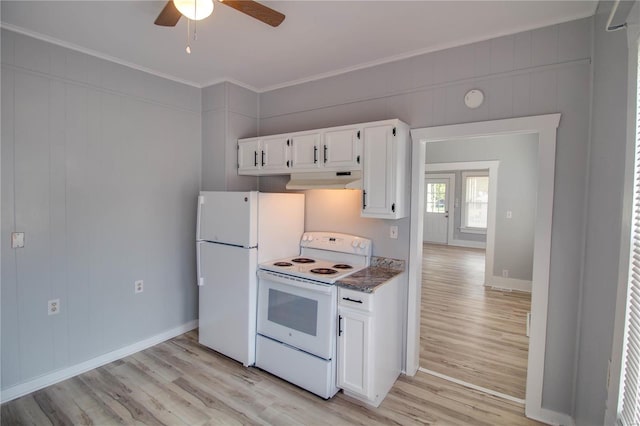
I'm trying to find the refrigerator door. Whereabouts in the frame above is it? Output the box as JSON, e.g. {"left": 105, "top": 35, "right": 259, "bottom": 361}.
{"left": 197, "top": 191, "right": 258, "bottom": 247}
{"left": 197, "top": 241, "right": 258, "bottom": 366}
{"left": 257, "top": 193, "right": 305, "bottom": 263}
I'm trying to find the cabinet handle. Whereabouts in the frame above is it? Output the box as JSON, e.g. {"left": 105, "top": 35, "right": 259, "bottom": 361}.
{"left": 362, "top": 190, "right": 367, "bottom": 209}
{"left": 338, "top": 315, "right": 343, "bottom": 336}
{"left": 342, "top": 297, "right": 363, "bottom": 304}
{"left": 286, "top": 160, "right": 290, "bottom": 168}
{"left": 357, "top": 130, "right": 361, "bottom": 139}
{"left": 357, "top": 155, "right": 360, "bottom": 164}
{"left": 254, "top": 151, "right": 258, "bottom": 167}
{"left": 323, "top": 145, "right": 328, "bottom": 163}
{"left": 392, "top": 203, "right": 396, "bottom": 213}
{"left": 314, "top": 146, "right": 318, "bottom": 164}
{"left": 261, "top": 151, "right": 265, "bottom": 167}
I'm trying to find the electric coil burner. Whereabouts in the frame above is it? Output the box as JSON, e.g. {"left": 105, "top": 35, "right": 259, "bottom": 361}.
{"left": 310, "top": 268, "right": 338, "bottom": 275}
{"left": 259, "top": 232, "right": 372, "bottom": 284}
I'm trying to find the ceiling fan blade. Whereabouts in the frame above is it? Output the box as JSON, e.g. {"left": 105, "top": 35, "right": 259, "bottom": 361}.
{"left": 154, "top": 1, "right": 182, "bottom": 27}
{"left": 219, "top": 0, "right": 285, "bottom": 27}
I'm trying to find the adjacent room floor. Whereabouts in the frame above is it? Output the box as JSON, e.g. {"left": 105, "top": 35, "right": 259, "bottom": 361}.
{"left": 1, "top": 329, "right": 543, "bottom": 425}
{"left": 420, "top": 243, "right": 532, "bottom": 400}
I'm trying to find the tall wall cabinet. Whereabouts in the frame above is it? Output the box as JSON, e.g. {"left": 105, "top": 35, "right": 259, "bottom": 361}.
{"left": 238, "top": 119, "right": 410, "bottom": 219}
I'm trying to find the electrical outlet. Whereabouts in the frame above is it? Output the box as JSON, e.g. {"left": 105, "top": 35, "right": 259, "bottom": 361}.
{"left": 135, "top": 280, "right": 144, "bottom": 294}
{"left": 390, "top": 226, "right": 398, "bottom": 239}
{"left": 502, "top": 269, "right": 509, "bottom": 278}
{"left": 506, "top": 210, "right": 513, "bottom": 219}
{"left": 11, "top": 232, "right": 25, "bottom": 249}
{"left": 48, "top": 299, "right": 60, "bottom": 315}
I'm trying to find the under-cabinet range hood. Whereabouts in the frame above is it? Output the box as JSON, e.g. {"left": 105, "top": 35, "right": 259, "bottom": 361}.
{"left": 285, "top": 171, "right": 362, "bottom": 190}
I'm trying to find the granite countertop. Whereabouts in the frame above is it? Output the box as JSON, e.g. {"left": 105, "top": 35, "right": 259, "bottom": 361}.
{"left": 336, "top": 257, "right": 405, "bottom": 293}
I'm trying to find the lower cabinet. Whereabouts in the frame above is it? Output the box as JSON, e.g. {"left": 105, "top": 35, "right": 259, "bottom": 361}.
{"left": 336, "top": 276, "right": 402, "bottom": 407}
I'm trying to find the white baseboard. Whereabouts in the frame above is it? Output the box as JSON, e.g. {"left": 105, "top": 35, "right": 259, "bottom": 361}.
{"left": 0, "top": 320, "right": 198, "bottom": 404}
{"left": 448, "top": 239, "right": 486, "bottom": 249}
{"left": 486, "top": 275, "right": 532, "bottom": 292}
{"left": 526, "top": 407, "right": 575, "bottom": 426}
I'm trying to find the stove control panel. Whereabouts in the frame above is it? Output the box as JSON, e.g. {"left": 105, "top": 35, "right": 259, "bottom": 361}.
{"left": 301, "top": 232, "right": 372, "bottom": 256}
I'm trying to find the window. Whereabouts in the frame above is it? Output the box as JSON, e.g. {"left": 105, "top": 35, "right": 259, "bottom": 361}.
{"left": 461, "top": 171, "right": 489, "bottom": 232}
{"left": 618, "top": 44, "right": 640, "bottom": 426}
{"left": 425, "top": 182, "right": 447, "bottom": 213}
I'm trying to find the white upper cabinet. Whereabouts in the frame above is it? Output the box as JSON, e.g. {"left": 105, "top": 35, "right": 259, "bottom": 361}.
{"left": 323, "top": 127, "right": 361, "bottom": 169}
{"left": 237, "top": 136, "right": 291, "bottom": 175}
{"left": 361, "top": 120, "right": 410, "bottom": 219}
{"left": 237, "top": 119, "right": 410, "bottom": 219}
{"left": 291, "top": 132, "right": 321, "bottom": 170}
{"left": 238, "top": 138, "right": 261, "bottom": 173}
{"left": 261, "top": 135, "right": 290, "bottom": 172}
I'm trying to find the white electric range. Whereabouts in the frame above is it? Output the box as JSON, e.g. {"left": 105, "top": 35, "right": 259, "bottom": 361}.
{"left": 255, "top": 232, "right": 372, "bottom": 399}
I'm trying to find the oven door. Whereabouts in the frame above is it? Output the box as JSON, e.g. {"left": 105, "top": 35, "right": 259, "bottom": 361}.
{"left": 257, "top": 270, "right": 336, "bottom": 360}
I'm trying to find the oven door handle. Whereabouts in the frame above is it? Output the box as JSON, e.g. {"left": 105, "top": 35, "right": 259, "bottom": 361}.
{"left": 258, "top": 270, "right": 334, "bottom": 295}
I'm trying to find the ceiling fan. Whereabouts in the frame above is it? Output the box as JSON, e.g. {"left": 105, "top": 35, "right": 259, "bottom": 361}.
{"left": 154, "top": 0, "right": 285, "bottom": 28}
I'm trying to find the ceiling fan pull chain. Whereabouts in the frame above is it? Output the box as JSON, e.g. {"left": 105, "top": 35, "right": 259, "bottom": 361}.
{"left": 185, "top": 18, "right": 191, "bottom": 54}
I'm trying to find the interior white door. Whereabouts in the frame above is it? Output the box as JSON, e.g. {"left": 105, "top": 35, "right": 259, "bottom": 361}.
{"left": 424, "top": 178, "right": 450, "bottom": 244}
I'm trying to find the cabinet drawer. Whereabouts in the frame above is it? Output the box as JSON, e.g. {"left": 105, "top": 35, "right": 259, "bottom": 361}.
{"left": 338, "top": 288, "right": 373, "bottom": 312}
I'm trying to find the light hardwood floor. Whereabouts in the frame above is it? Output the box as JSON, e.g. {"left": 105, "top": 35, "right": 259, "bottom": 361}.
{"left": 1, "top": 329, "right": 545, "bottom": 425}
{"left": 421, "top": 243, "right": 532, "bottom": 400}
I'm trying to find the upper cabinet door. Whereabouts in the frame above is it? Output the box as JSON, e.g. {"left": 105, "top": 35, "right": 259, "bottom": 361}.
{"left": 362, "top": 125, "right": 394, "bottom": 217}
{"left": 323, "top": 127, "right": 361, "bottom": 170}
{"left": 238, "top": 139, "right": 261, "bottom": 174}
{"left": 291, "top": 132, "right": 321, "bottom": 170}
{"left": 261, "top": 135, "right": 290, "bottom": 172}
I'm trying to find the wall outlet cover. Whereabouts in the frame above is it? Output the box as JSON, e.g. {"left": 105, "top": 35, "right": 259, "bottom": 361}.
{"left": 48, "top": 299, "right": 60, "bottom": 315}
{"left": 135, "top": 280, "right": 144, "bottom": 294}
{"left": 11, "top": 232, "right": 25, "bottom": 249}
{"left": 390, "top": 226, "right": 399, "bottom": 239}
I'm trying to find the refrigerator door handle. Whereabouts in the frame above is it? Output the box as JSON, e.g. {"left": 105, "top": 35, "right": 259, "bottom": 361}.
{"left": 196, "top": 195, "right": 204, "bottom": 241}
{"left": 196, "top": 242, "right": 204, "bottom": 286}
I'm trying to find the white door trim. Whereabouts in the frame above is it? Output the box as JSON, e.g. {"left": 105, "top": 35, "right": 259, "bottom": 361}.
{"left": 408, "top": 113, "right": 561, "bottom": 424}
{"left": 424, "top": 173, "right": 455, "bottom": 244}
{"left": 426, "top": 162, "right": 498, "bottom": 284}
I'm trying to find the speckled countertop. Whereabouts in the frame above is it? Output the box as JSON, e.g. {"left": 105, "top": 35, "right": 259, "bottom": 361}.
{"left": 336, "top": 257, "right": 405, "bottom": 293}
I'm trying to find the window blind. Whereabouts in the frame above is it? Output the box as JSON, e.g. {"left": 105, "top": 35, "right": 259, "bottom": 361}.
{"left": 619, "top": 44, "right": 640, "bottom": 426}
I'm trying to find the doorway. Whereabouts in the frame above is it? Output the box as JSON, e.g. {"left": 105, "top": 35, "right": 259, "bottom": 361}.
{"left": 407, "top": 114, "right": 561, "bottom": 422}
{"left": 424, "top": 174, "right": 453, "bottom": 244}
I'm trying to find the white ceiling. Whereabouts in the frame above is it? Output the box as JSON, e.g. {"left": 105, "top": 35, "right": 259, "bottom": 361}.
{"left": 1, "top": 1, "right": 597, "bottom": 92}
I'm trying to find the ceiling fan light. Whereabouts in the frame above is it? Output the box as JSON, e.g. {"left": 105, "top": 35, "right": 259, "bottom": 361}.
{"left": 173, "top": 0, "right": 214, "bottom": 21}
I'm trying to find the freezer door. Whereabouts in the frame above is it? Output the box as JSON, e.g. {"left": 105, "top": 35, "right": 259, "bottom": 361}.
{"left": 197, "top": 191, "right": 258, "bottom": 247}
{"left": 197, "top": 241, "right": 258, "bottom": 366}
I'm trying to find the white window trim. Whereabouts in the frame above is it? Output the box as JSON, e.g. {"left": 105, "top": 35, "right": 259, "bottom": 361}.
{"left": 460, "top": 171, "right": 489, "bottom": 234}
{"left": 606, "top": 8, "right": 640, "bottom": 426}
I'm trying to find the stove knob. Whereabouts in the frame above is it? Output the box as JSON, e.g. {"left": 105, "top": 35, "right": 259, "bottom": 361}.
{"left": 351, "top": 240, "right": 359, "bottom": 248}
{"left": 358, "top": 241, "right": 367, "bottom": 249}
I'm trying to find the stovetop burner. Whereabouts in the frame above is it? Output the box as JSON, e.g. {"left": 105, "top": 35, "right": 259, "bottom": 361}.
{"left": 333, "top": 264, "right": 353, "bottom": 270}
{"left": 310, "top": 268, "right": 338, "bottom": 275}
{"left": 291, "top": 257, "right": 315, "bottom": 264}
{"left": 273, "top": 261, "right": 293, "bottom": 267}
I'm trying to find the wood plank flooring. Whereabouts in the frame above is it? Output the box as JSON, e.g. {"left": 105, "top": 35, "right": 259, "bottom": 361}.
{"left": 420, "top": 243, "right": 531, "bottom": 400}
{"left": 1, "top": 330, "right": 544, "bottom": 425}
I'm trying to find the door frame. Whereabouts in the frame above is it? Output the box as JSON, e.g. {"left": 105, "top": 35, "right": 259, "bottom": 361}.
{"left": 424, "top": 173, "right": 455, "bottom": 244}
{"left": 406, "top": 114, "right": 562, "bottom": 424}
{"left": 426, "top": 162, "right": 498, "bottom": 285}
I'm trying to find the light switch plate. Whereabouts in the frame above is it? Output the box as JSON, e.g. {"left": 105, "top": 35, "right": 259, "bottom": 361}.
{"left": 11, "top": 232, "right": 24, "bottom": 249}
{"left": 390, "top": 226, "right": 398, "bottom": 239}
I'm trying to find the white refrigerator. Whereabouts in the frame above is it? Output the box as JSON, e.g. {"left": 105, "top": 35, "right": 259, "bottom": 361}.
{"left": 196, "top": 191, "right": 304, "bottom": 366}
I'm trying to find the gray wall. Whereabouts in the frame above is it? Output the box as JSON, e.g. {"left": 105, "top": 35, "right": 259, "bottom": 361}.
{"left": 426, "top": 133, "right": 538, "bottom": 281}
{"left": 258, "top": 18, "right": 592, "bottom": 415}
{"left": 574, "top": 4, "right": 631, "bottom": 425}
{"left": 1, "top": 30, "right": 201, "bottom": 391}
{"left": 202, "top": 82, "right": 258, "bottom": 191}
